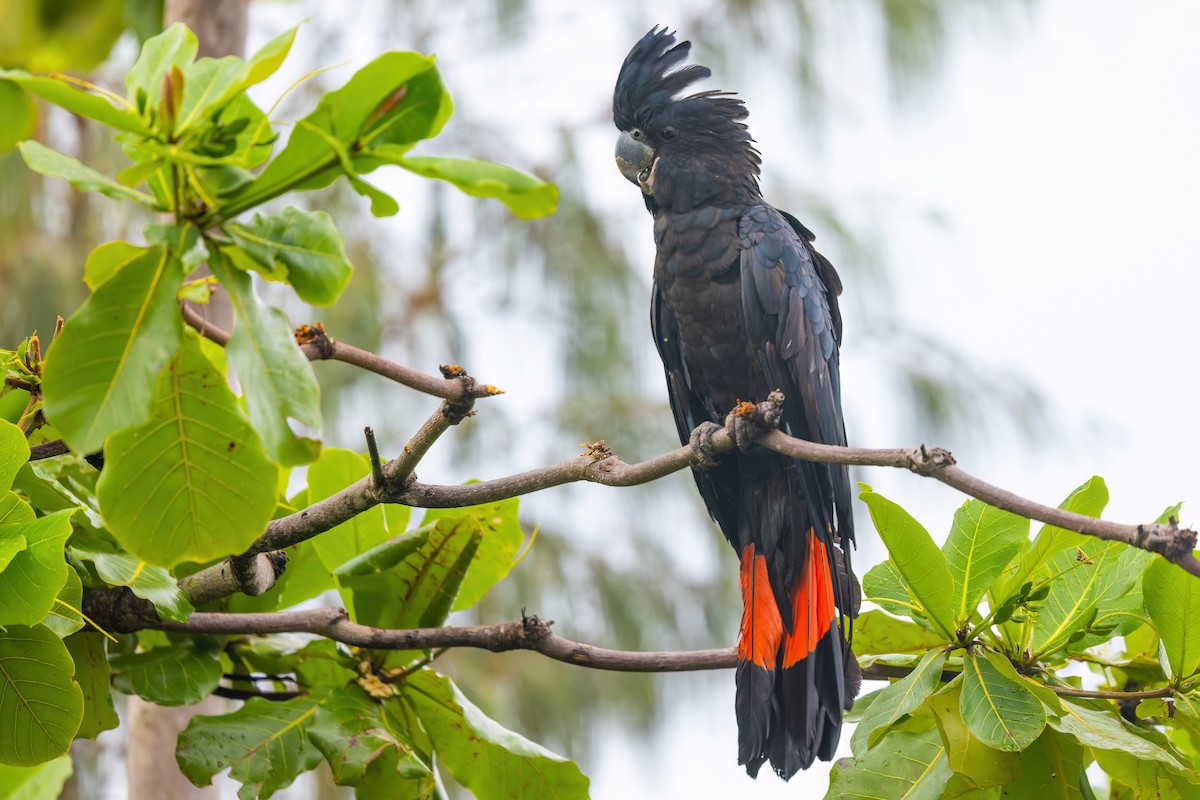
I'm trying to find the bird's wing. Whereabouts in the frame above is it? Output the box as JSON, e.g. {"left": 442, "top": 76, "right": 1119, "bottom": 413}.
{"left": 738, "top": 204, "right": 854, "bottom": 548}
{"left": 651, "top": 283, "right": 741, "bottom": 541}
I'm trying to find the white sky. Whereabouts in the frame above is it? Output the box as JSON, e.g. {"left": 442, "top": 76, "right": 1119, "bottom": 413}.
{"left": 244, "top": 1, "right": 1200, "bottom": 797}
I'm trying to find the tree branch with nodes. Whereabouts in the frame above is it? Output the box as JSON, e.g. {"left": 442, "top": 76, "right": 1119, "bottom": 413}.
{"left": 74, "top": 304, "right": 1199, "bottom": 691}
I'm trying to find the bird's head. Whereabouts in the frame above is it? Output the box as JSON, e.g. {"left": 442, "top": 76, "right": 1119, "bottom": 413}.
{"left": 613, "top": 27, "right": 760, "bottom": 210}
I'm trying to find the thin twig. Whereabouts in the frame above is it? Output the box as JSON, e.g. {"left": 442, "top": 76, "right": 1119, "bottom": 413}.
{"left": 364, "top": 426, "right": 385, "bottom": 491}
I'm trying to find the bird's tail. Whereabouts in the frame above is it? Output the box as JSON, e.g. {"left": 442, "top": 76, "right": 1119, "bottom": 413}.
{"left": 735, "top": 530, "right": 846, "bottom": 780}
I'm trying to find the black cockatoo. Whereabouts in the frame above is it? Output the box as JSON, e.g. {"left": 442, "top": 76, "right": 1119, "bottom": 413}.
{"left": 612, "top": 28, "right": 860, "bottom": 779}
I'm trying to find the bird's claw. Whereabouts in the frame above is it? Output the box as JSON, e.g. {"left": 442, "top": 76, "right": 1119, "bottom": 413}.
{"left": 689, "top": 422, "right": 723, "bottom": 469}
{"left": 725, "top": 402, "right": 761, "bottom": 453}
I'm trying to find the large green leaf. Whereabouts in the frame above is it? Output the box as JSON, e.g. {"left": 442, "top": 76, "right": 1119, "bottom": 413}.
{"left": 96, "top": 329, "right": 277, "bottom": 568}
{"left": 1001, "top": 729, "right": 1086, "bottom": 800}
{"left": 828, "top": 723, "right": 951, "bottom": 800}
{"left": 0, "top": 69, "right": 148, "bottom": 134}
{"left": 64, "top": 632, "right": 119, "bottom": 740}
{"left": 41, "top": 245, "right": 182, "bottom": 454}
{"left": 392, "top": 156, "right": 558, "bottom": 219}
{"left": 1094, "top": 747, "right": 1200, "bottom": 800}
{"left": 1144, "top": 557, "right": 1200, "bottom": 680}
{"left": 405, "top": 670, "right": 589, "bottom": 800}
{"left": 0, "top": 79, "right": 35, "bottom": 153}
{"left": 1030, "top": 538, "right": 1132, "bottom": 658}
{"left": 17, "top": 141, "right": 157, "bottom": 206}
{"left": 177, "top": 695, "right": 322, "bottom": 799}
{"left": 423, "top": 494, "right": 524, "bottom": 612}
{"left": 862, "top": 558, "right": 925, "bottom": 620}
{"left": 961, "top": 649, "right": 1045, "bottom": 751}
{"left": 853, "top": 610, "right": 949, "bottom": 655}
{"left": 225, "top": 208, "right": 353, "bottom": 305}
{"left": 307, "top": 448, "right": 409, "bottom": 573}
{"left": 223, "top": 51, "right": 452, "bottom": 217}
{"left": 70, "top": 542, "right": 193, "bottom": 622}
{"left": 860, "top": 484, "right": 958, "bottom": 639}
{"left": 0, "top": 510, "right": 74, "bottom": 627}
{"left": 850, "top": 648, "right": 947, "bottom": 755}
{"left": 0, "top": 625, "right": 83, "bottom": 766}
{"left": 1050, "top": 699, "right": 1192, "bottom": 775}
{"left": 926, "top": 678, "right": 1020, "bottom": 788}
{"left": 0, "top": 756, "right": 73, "bottom": 799}
{"left": 207, "top": 249, "right": 321, "bottom": 466}
{"left": 998, "top": 476, "right": 1107, "bottom": 599}
{"left": 125, "top": 23, "right": 197, "bottom": 113}
{"left": 0, "top": 419, "right": 28, "bottom": 491}
{"left": 307, "top": 686, "right": 429, "bottom": 787}
{"left": 83, "top": 240, "right": 144, "bottom": 290}
{"left": 942, "top": 499, "right": 1027, "bottom": 624}
{"left": 110, "top": 640, "right": 221, "bottom": 706}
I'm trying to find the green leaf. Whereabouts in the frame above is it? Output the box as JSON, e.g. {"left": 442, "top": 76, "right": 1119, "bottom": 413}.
{"left": 207, "top": 249, "right": 321, "bottom": 466}
{"left": 0, "top": 69, "right": 148, "bottom": 135}
{"left": 860, "top": 484, "right": 957, "bottom": 639}
{"left": 926, "top": 678, "right": 1020, "bottom": 787}
{"left": 999, "top": 476, "right": 1107, "bottom": 598}
{"left": 41, "top": 245, "right": 183, "bottom": 454}
{"left": 1144, "top": 557, "right": 1200, "bottom": 680}
{"left": 0, "top": 419, "right": 29, "bottom": 491}
{"left": 17, "top": 141, "right": 157, "bottom": 206}
{"left": 307, "top": 448, "right": 409, "bottom": 572}
{"left": 225, "top": 207, "right": 354, "bottom": 306}
{"left": 1050, "top": 698, "right": 1192, "bottom": 773}
{"left": 125, "top": 22, "right": 197, "bottom": 113}
{"left": 70, "top": 542, "right": 194, "bottom": 622}
{"left": 850, "top": 648, "right": 946, "bottom": 755}
{"left": 241, "top": 27, "right": 299, "bottom": 90}
{"left": 43, "top": 566, "right": 83, "bottom": 637}
{"left": 1030, "top": 538, "right": 1134, "bottom": 658}
{"left": 308, "top": 686, "right": 429, "bottom": 787}
{"left": 226, "top": 51, "right": 452, "bottom": 217}
{"left": 960, "top": 649, "right": 1045, "bottom": 751}
{"left": 828, "top": 723, "right": 951, "bottom": 800}
{"left": 405, "top": 670, "right": 590, "bottom": 800}
{"left": 82, "top": 240, "right": 145, "bottom": 290}
{"left": 1001, "top": 729, "right": 1087, "bottom": 800}
{"left": 96, "top": 329, "right": 277, "bottom": 568}
{"left": 110, "top": 640, "right": 221, "bottom": 706}
{"left": 0, "top": 625, "right": 83, "bottom": 766}
{"left": 0, "top": 756, "right": 73, "bottom": 799}
{"left": 176, "top": 695, "right": 322, "bottom": 798}
{"left": 942, "top": 499, "right": 1028, "bottom": 623}
{"left": 64, "top": 632, "right": 118, "bottom": 740}
{"left": 1093, "top": 744, "right": 1200, "bottom": 799}
{"left": 853, "top": 610, "right": 951, "bottom": 656}
{"left": 392, "top": 156, "right": 558, "bottom": 219}
{"left": 0, "top": 80, "right": 35, "bottom": 153}
{"left": 0, "top": 510, "right": 74, "bottom": 627}
{"left": 862, "top": 558, "right": 924, "bottom": 620}
{"left": 423, "top": 494, "right": 524, "bottom": 611}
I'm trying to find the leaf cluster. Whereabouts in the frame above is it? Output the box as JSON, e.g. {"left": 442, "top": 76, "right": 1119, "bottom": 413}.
{"left": 0, "top": 23, "right": 581, "bottom": 799}
{"left": 839, "top": 479, "right": 1199, "bottom": 798}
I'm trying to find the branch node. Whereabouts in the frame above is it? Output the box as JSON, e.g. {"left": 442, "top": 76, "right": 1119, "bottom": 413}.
{"left": 294, "top": 322, "right": 334, "bottom": 358}
{"left": 521, "top": 611, "right": 553, "bottom": 641}
{"left": 906, "top": 445, "right": 956, "bottom": 475}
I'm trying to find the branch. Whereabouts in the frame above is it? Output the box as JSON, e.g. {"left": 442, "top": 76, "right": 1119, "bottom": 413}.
{"left": 180, "top": 303, "right": 501, "bottom": 402}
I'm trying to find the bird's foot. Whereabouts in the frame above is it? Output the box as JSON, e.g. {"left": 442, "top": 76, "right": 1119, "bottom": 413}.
{"left": 689, "top": 422, "right": 724, "bottom": 469}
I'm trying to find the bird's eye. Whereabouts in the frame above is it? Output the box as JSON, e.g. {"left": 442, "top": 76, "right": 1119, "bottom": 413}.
{"left": 630, "top": 129, "right": 643, "bottom": 140}
{"left": 660, "top": 126, "right": 677, "bottom": 140}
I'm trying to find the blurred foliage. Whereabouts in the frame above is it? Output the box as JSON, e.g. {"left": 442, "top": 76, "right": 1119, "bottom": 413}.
{"left": 0, "top": 0, "right": 1047, "bottom": 766}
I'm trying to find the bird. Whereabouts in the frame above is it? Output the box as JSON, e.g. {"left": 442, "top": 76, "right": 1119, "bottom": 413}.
{"left": 612, "top": 27, "right": 860, "bottom": 780}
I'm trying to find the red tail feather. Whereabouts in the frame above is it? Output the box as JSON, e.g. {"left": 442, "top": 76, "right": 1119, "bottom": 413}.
{"left": 783, "top": 530, "right": 836, "bottom": 668}
{"left": 737, "top": 545, "right": 783, "bottom": 668}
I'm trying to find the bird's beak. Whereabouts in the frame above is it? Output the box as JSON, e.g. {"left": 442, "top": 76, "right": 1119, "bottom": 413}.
{"left": 615, "top": 131, "right": 656, "bottom": 195}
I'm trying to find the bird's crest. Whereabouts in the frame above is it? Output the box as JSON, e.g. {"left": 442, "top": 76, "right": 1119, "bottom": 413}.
{"left": 614, "top": 27, "right": 752, "bottom": 130}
